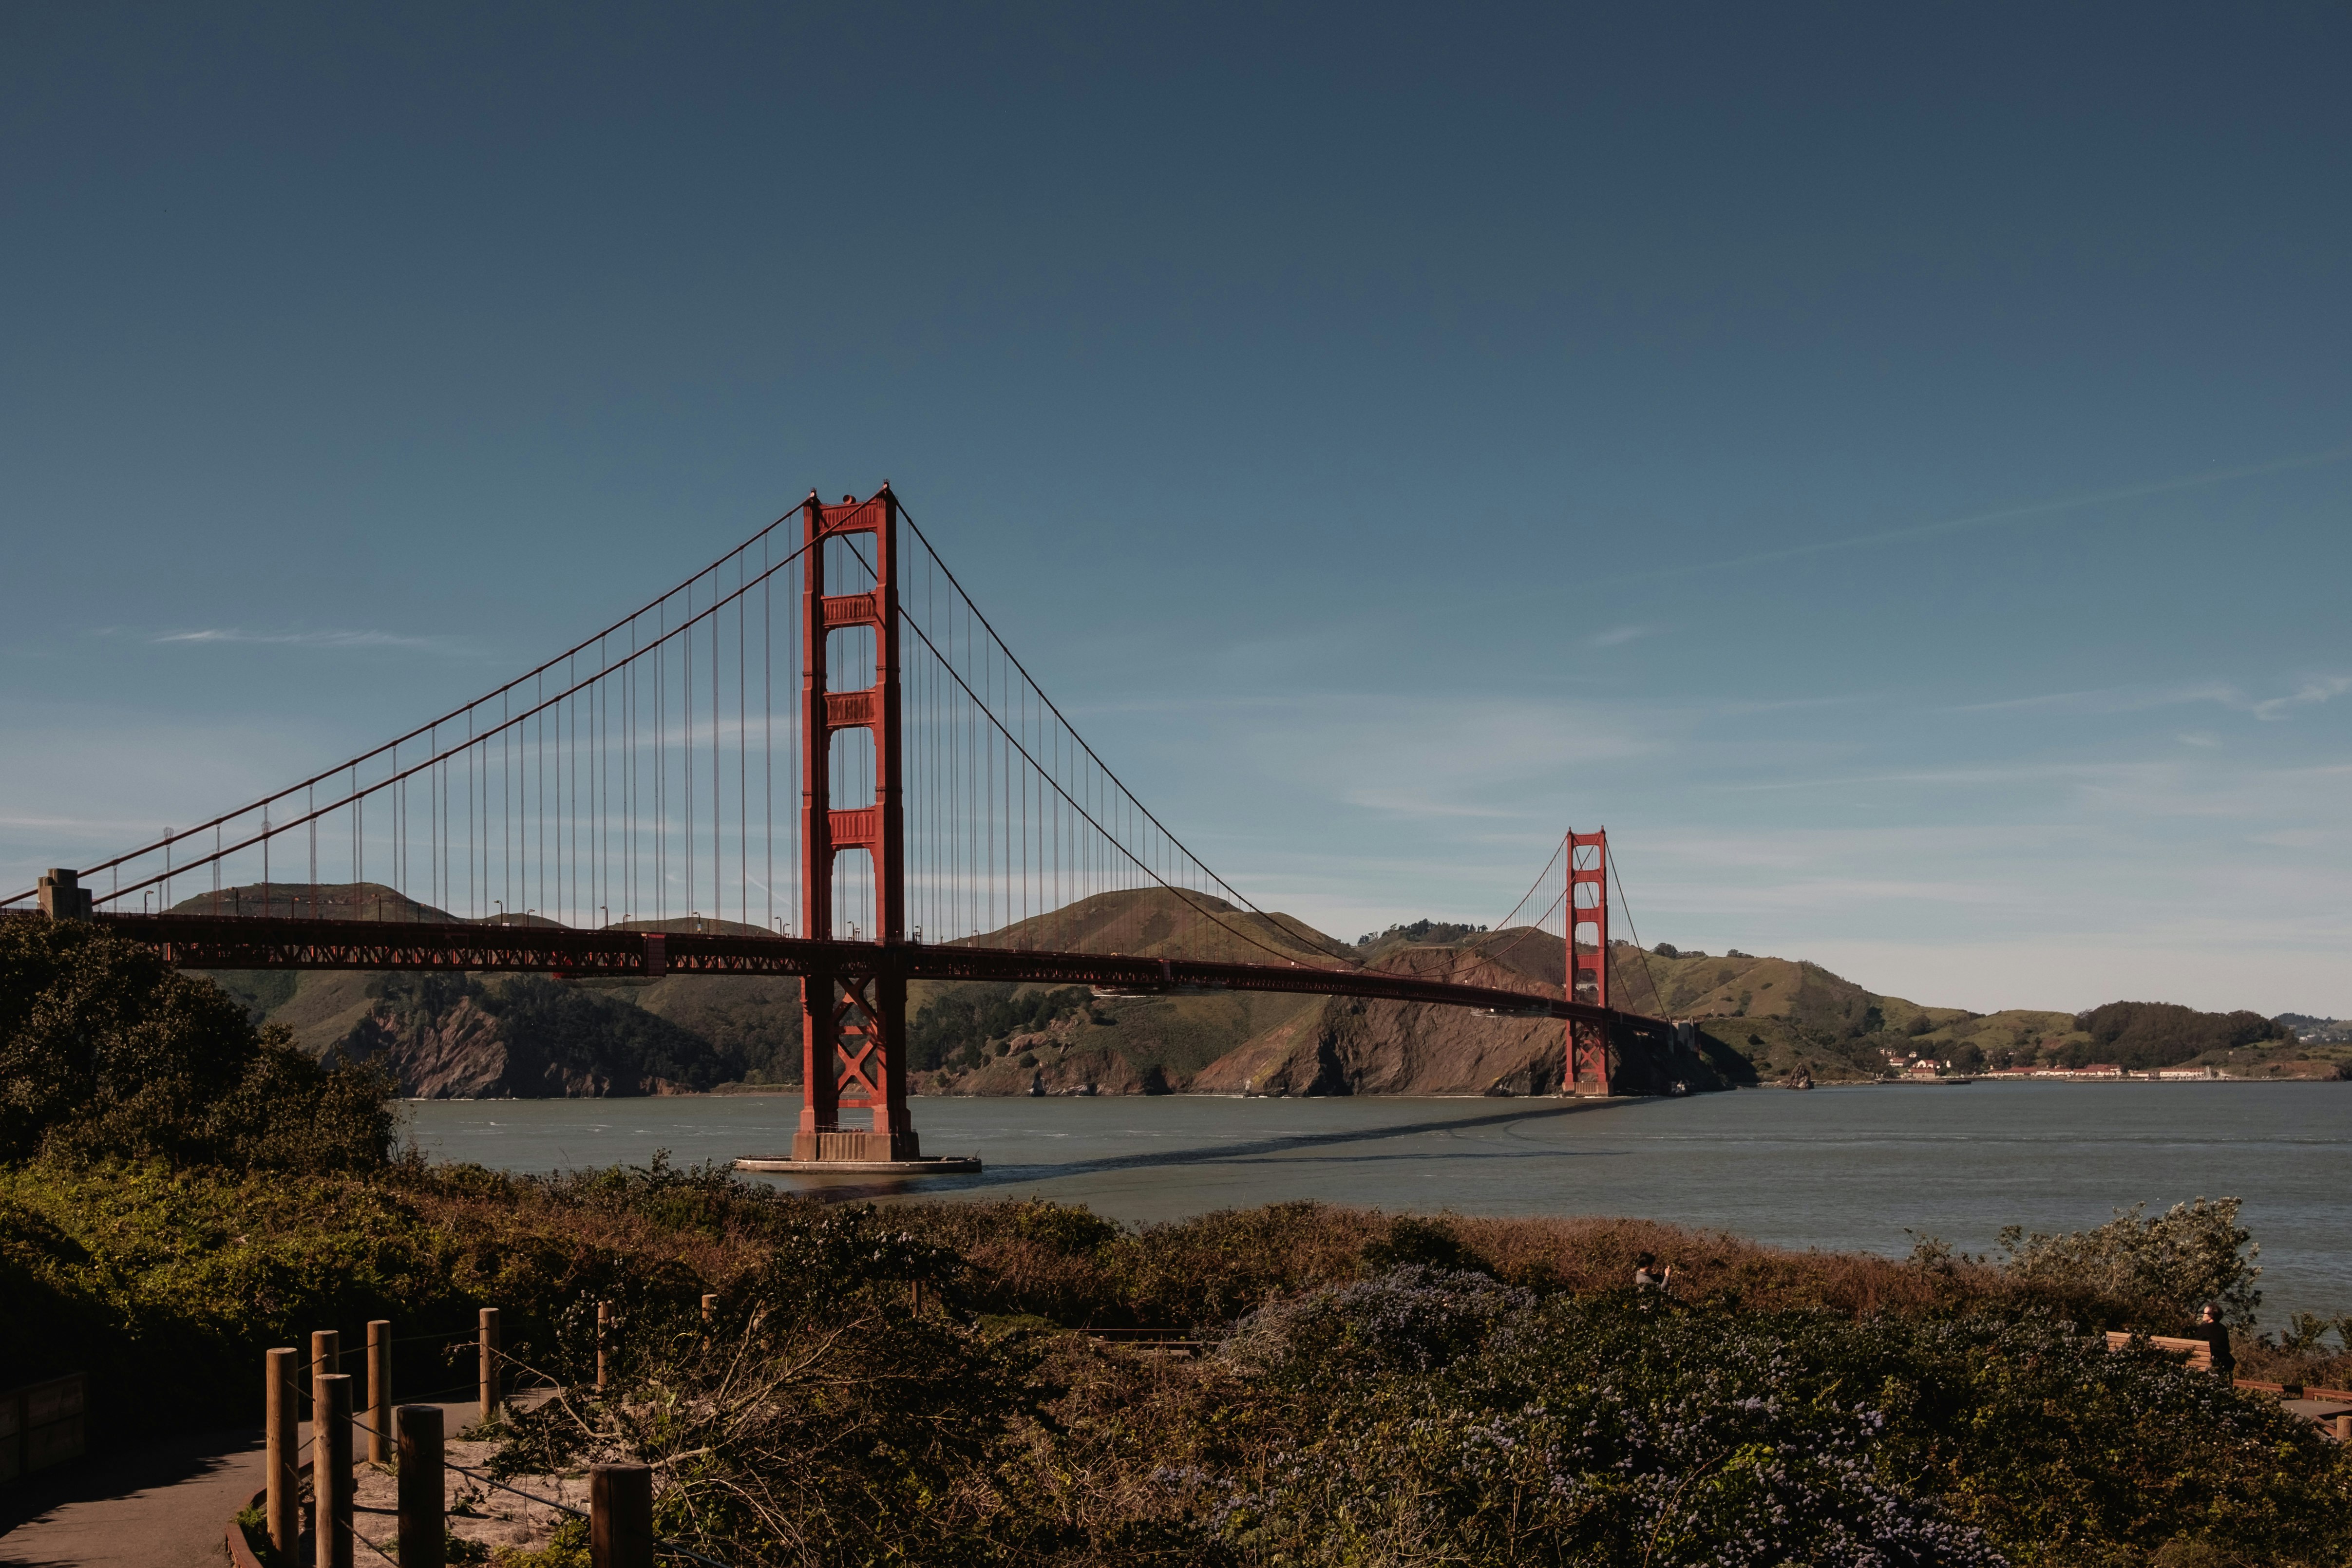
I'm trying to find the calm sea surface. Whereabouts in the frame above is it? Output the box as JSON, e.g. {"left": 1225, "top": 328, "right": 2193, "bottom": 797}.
{"left": 406, "top": 1082, "right": 2352, "bottom": 1323}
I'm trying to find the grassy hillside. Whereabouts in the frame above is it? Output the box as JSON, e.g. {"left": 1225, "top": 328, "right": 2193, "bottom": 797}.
{"left": 1605, "top": 943, "right": 2342, "bottom": 1082}
{"left": 971, "top": 886, "right": 1352, "bottom": 965}
{"left": 914, "top": 889, "right": 1348, "bottom": 1094}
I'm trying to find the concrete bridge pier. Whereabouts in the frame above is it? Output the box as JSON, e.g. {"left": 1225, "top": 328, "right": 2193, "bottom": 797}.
{"left": 37, "top": 869, "right": 92, "bottom": 920}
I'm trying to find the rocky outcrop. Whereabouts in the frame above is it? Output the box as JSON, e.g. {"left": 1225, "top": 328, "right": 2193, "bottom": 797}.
{"left": 936, "top": 1043, "right": 1176, "bottom": 1105}
{"left": 336, "top": 994, "right": 705, "bottom": 1097}
{"left": 930, "top": 1028, "right": 1174, "bottom": 1097}
{"left": 339, "top": 995, "right": 512, "bottom": 1098}
{"left": 329, "top": 975, "right": 743, "bottom": 1098}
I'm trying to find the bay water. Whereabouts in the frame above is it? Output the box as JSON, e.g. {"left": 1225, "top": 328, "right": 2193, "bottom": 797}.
{"left": 406, "top": 1081, "right": 2351, "bottom": 1325}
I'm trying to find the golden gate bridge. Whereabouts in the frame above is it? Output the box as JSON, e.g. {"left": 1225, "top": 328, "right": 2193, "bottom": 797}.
{"left": 4, "top": 487, "right": 1665, "bottom": 1171}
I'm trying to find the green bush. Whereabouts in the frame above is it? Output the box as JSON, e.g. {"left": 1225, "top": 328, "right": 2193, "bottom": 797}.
{"left": 1998, "top": 1197, "right": 2261, "bottom": 1326}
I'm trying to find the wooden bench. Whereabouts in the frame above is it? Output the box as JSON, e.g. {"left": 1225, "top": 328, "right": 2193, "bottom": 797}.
{"left": 2104, "top": 1331, "right": 2213, "bottom": 1371}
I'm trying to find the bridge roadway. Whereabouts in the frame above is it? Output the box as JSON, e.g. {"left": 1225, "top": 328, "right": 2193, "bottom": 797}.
{"left": 72, "top": 910, "right": 1669, "bottom": 1036}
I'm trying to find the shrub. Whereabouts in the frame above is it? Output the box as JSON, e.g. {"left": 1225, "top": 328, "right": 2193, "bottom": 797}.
{"left": 1998, "top": 1197, "right": 2260, "bottom": 1326}
{"left": 1194, "top": 1281, "right": 2352, "bottom": 1568}
{"left": 490, "top": 1205, "right": 1044, "bottom": 1567}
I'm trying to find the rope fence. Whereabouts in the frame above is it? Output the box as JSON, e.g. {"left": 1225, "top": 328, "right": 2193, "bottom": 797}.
{"left": 253, "top": 1303, "right": 739, "bottom": 1568}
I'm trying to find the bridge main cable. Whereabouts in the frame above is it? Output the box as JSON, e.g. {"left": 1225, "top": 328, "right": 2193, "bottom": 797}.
{"left": 2, "top": 529, "right": 827, "bottom": 913}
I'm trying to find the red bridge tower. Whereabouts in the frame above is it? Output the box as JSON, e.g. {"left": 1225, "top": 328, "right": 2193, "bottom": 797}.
{"left": 793, "top": 488, "right": 919, "bottom": 1162}
{"left": 1566, "top": 828, "right": 1612, "bottom": 1096}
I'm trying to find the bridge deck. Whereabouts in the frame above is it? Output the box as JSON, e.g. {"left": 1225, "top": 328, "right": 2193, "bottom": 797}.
{"left": 46, "top": 911, "right": 1666, "bottom": 1032}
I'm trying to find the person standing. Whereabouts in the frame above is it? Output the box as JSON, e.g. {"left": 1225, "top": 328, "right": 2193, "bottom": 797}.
{"left": 1634, "top": 1251, "right": 1672, "bottom": 1292}
{"left": 2195, "top": 1303, "right": 2235, "bottom": 1380}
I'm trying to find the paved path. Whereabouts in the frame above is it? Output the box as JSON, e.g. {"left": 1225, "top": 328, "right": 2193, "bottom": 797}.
{"left": 0, "top": 1401, "right": 501, "bottom": 1568}
{"left": 0, "top": 1423, "right": 265, "bottom": 1568}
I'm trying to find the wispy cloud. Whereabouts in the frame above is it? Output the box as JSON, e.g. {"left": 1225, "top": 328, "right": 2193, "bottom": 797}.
{"left": 1599, "top": 444, "right": 2352, "bottom": 587}
{"left": 1947, "top": 686, "right": 2126, "bottom": 715}
{"left": 151, "top": 627, "right": 461, "bottom": 651}
{"left": 2252, "top": 675, "right": 2352, "bottom": 720}
{"left": 1949, "top": 675, "right": 2352, "bottom": 722}
{"left": 1341, "top": 791, "right": 1529, "bottom": 821}
{"left": 1708, "top": 760, "right": 2160, "bottom": 793}
{"left": 1712, "top": 693, "right": 1874, "bottom": 715}
{"left": 1586, "top": 623, "right": 1657, "bottom": 648}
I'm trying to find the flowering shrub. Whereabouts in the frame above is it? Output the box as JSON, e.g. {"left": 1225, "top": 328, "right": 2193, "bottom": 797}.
{"left": 1221, "top": 1264, "right": 1532, "bottom": 1376}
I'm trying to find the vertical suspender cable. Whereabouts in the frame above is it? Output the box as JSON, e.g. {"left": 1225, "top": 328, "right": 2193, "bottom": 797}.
{"left": 764, "top": 550, "right": 773, "bottom": 930}
{"left": 739, "top": 569, "right": 747, "bottom": 926}
{"left": 713, "top": 586, "right": 722, "bottom": 924}
{"left": 656, "top": 631, "right": 666, "bottom": 921}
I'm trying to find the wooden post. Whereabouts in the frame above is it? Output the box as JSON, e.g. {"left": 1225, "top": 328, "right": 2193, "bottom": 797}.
{"left": 310, "top": 1328, "right": 340, "bottom": 1418}
{"left": 701, "top": 1292, "right": 718, "bottom": 1324}
{"left": 366, "top": 1321, "right": 391, "bottom": 1464}
{"left": 2335, "top": 1412, "right": 2352, "bottom": 1441}
{"left": 590, "top": 1462, "right": 653, "bottom": 1568}
{"left": 596, "top": 1301, "right": 612, "bottom": 1391}
{"left": 265, "top": 1347, "right": 300, "bottom": 1557}
{"left": 477, "top": 1307, "right": 500, "bottom": 1425}
{"left": 316, "top": 1373, "right": 354, "bottom": 1568}
{"left": 395, "top": 1404, "right": 446, "bottom": 1568}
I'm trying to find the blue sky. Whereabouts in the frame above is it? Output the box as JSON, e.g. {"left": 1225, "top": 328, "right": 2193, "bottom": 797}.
{"left": 3, "top": 2, "right": 2347, "bottom": 1015}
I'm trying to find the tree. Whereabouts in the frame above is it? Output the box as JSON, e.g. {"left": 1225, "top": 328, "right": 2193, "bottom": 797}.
{"left": 2072, "top": 1001, "right": 2286, "bottom": 1071}
{"left": 0, "top": 920, "right": 395, "bottom": 1170}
